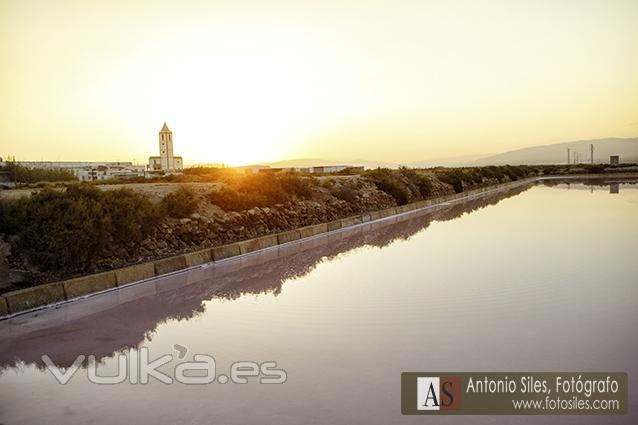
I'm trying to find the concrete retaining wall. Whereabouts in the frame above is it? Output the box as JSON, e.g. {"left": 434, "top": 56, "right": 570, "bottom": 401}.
{"left": 154, "top": 255, "right": 188, "bottom": 275}
{"left": 184, "top": 249, "right": 213, "bottom": 267}
{"left": 3, "top": 282, "right": 66, "bottom": 314}
{"left": 64, "top": 271, "right": 117, "bottom": 299}
{"left": 340, "top": 215, "right": 362, "bottom": 227}
{"left": 0, "top": 176, "right": 540, "bottom": 318}
{"left": 236, "top": 238, "right": 260, "bottom": 254}
{"left": 212, "top": 243, "right": 241, "bottom": 261}
{"left": 380, "top": 207, "right": 397, "bottom": 218}
{"left": 238, "top": 235, "right": 278, "bottom": 254}
{"left": 327, "top": 220, "right": 342, "bottom": 231}
{"left": 299, "top": 223, "right": 328, "bottom": 238}
{"left": 115, "top": 263, "right": 156, "bottom": 286}
{"left": 368, "top": 210, "right": 382, "bottom": 221}
{"left": 277, "top": 229, "right": 301, "bottom": 244}
{"left": 0, "top": 296, "right": 7, "bottom": 316}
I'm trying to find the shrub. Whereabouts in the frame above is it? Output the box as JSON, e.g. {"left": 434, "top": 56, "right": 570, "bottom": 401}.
{"left": 206, "top": 172, "right": 314, "bottom": 211}
{"left": 398, "top": 167, "right": 434, "bottom": 199}
{"left": 0, "top": 163, "right": 77, "bottom": 183}
{"left": 462, "top": 169, "right": 483, "bottom": 184}
{"left": 0, "top": 197, "right": 26, "bottom": 235}
{"left": 503, "top": 165, "right": 523, "bottom": 181}
{"left": 582, "top": 164, "right": 606, "bottom": 174}
{"left": 235, "top": 173, "right": 288, "bottom": 204}
{"left": 364, "top": 168, "right": 410, "bottom": 205}
{"left": 416, "top": 176, "right": 433, "bottom": 198}
{"left": 279, "top": 172, "right": 314, "bottom": 198}
{"left": 0, "top": 184, "right": 160, "bottom": 274}
{"left": 206, "top": 187, "right": 260, "bottom": 211}
{"left": 331, "top": 186, "right": 358, "bottom": 203}
{"left": 160, "top": 186, "right": 199, "bottom": 218}
{"left": 436, "top": 170, "right": 464, "bottom": 193}
{"left": 485, "top": 166, "right": 506, "bottom": 182}
{"left": 102, "top": 188, "right": 159, "bottom": 244}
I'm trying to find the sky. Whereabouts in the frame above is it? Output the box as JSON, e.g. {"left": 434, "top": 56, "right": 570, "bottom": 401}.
{"left": 1, "top": 0, "right": 637, "bottom": 166}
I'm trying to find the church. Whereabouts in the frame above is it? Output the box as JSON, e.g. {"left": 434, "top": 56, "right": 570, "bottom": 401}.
{"left": 148, "top": 122, "right": 183, "bottom": 172}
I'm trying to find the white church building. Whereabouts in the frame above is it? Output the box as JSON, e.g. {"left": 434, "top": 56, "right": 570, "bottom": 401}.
{"left": 148, "top": 122, "right": 183, "bottom": 172}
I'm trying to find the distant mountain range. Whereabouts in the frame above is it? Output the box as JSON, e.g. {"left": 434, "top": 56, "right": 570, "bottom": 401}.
{"left": 258, "top": 137, "right": 638, "bottom": 169}
{"left": 264, "top": 158, "right": 399, "bottom": 169}
{"left": 471, "top": 137, "right": 638, "bottom": 165}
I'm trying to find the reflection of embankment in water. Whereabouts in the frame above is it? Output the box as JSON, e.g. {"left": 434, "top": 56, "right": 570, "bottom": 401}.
{"left": 0, "top": 184, "right": 532, "bottom": 369}
{"left": 540, "top": 178, "right": 638, "bottom": 189}
{"left": 540, "top": 178, "right": 637, "bottom": 194}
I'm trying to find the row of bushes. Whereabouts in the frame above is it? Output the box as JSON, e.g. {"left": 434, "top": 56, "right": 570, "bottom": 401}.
{"left": 435, "top": 165, "right": 535, "bottom": 193}
{"left": 0, "top": 172, "right": 319, "bottom": 275}
{"left": 363, "top": 167, "right": 440, "bottom": 205}
{"left": 364, "top": 165, "right": 538, "bottom": 201}
{"left": 0, "top": 173, "right": 318, "bottom": 271}
{"left": 0, "top": 184, "right": 205, "bottom": 274}
{"left": 0, "top": 163, "right": 77, "bottom": 184}
{"left": 1, "top": 185, "right": 158, "bottom": 273}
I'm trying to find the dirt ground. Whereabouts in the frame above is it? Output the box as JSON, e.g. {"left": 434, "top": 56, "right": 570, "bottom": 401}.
{"left": 0, "top": 176, "right": 353, "bottom": 202}
{"left": 0, "top": 182, "right": 224, "bottom": 202}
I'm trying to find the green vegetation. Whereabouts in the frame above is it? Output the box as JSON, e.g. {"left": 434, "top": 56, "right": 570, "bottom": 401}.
{"left": 434, "top": 169, "right": 464, "bottom": 193}
{"left": 0, "top": 162, "right": 77, "bottom": 184}
{"left": 159, "top": 186, "right": 199, "bottom": 218}
{"left": 580, "top": 164, "right": 607, "bottom": 174}
{"left": 399, "top": 167, "right": 434, "bottom": 198}
{"left": 364, "top": 165, "right": 537, "bottom": 198}
{"left": 0, "top": 184, "right": 159, "bottom": 274}
{"left": 206, "top": 172, "right": 315, "bottom": 211}
{"left": 331, "top": 185, "right": 358, "bottom": 204}
{"left": 363, "top": 168, "right": 410, "bottom": 205}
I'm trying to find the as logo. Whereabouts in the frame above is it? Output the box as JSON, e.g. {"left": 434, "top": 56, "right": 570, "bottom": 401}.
{"left": 417, "top": 377, "right": 440, "bottom": 410}
{"left": 417, "top": 376, "right": 461, "bottom": 411}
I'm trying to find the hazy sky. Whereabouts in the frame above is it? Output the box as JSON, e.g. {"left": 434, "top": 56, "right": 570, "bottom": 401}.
{"left": 1, "top": 0, "right": 637, "bottom": 165}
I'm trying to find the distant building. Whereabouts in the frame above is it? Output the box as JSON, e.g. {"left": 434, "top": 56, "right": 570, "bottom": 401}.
{"left": 257, "top": 165, "right": 363, "bottom": 174}
{"left": 235, "top": 165, "right": 271, "bottom": 173}
{"left": 0, "top": 160, "right": 146, "bottom": 182}
{"left": 310, "top": 165, "right": 364, "bottom": 174}
{"left": 74, "top": 163, "right": 146, "bottom": 182}
{"left": 148, "top": 123, "right": 183, "bottom": 172}
{"left": 609, "top": 155, "right": 619, "bottom": 165}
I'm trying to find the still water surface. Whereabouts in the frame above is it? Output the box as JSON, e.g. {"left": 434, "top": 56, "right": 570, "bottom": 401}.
{"left": 1, "top": 182, "right": 637, "bottom": 424}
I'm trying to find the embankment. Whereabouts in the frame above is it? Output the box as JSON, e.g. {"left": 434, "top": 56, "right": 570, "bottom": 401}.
{"left": 0, "top": 176, "right": 539, "bottom": 317}
{"left": 1, "top": 168, "right": 636, "bottom": 317}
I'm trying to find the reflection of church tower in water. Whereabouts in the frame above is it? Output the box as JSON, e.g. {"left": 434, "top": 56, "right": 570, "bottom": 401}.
{"left": 148, "top": 122, "right": 183, "bottom": 171}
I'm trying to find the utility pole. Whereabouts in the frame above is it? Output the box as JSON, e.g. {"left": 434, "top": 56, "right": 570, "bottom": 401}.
{"left": 590, "top": 144, "right": 594, "bottom": 164}
{"left": 567, "top": 148, "right": 571, "bottom": 165}
{"left": 12, "top": 155, "right": 18, "bottom": 189}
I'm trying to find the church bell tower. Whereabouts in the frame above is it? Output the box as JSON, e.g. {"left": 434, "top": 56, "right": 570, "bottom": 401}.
{"left": 159, "top": 122, "right": 174, "bottom": 170}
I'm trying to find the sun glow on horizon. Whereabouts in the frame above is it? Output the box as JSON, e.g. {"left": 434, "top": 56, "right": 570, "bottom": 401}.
{"left": 102, "top": 24, "right": 358, "bottom": 166}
